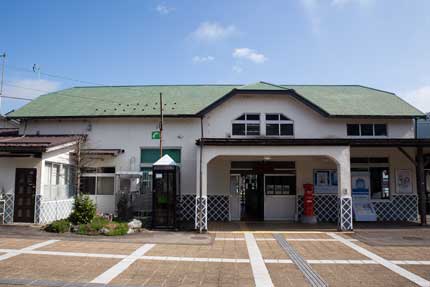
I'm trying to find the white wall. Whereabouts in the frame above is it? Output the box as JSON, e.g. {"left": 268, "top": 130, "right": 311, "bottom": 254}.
{"left": 203, "top": 93, "right": 415, "bottom": 139}
{"left": 0, "top": 157, "right": 42, "bottom": 195}
{"left": 24, "top": 117, "right": 201, "bottom": 195}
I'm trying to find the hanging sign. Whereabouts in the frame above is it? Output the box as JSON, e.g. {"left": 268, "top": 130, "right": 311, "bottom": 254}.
{"left": 151, "top": 131, "right": 160, "bottom": 140}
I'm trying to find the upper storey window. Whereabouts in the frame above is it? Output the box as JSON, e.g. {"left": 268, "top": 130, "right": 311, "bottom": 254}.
{"left": 232, "top": 113, "right": 260, "bottom": 136}
{"left": 266, "top": 114, "right": 294, "bottom": 136}
{"left": 347, "top": 124, "right": 387, "bottom": 136}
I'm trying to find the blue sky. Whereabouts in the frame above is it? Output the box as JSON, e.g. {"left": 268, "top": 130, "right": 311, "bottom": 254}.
{"left": 1, "top": 0, "right": 430, "bottom": 113}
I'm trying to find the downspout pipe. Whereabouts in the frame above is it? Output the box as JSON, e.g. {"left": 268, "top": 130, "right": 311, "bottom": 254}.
{"left": 199, "top": 116, "right": 204, "bottom": 233}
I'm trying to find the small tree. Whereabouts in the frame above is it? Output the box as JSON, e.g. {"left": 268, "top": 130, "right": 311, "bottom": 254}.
{"left": 69, "top": 194, "right": 96, "bottom": 225}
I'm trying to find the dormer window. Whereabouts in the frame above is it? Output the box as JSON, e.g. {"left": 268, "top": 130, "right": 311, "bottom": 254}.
{"left": 266, "top": 114, "right": 294, "bottom": 136}
{"left": 232, "top": 113, "right": 260, "bottom": 136}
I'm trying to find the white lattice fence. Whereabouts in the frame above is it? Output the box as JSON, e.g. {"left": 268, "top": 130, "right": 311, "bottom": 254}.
{"left": 339, "top": 197, "right": 353, "bottom": 231}
{"left": 297, "top": 194, "right": 338, "bottom": 222}
{"left": 195, "top": 196, "right": 207, "bottom": 230}
{"left": 181, "top": 195, "right": 229, "bottom": 222}
{"left": 3, "top": 194, "right": 14, "bottom": 223}
{"left": 36, "top": 198, "right": 74, "bottom": 224}
{"left": 373, "top": 195, "right": 418, "bottom": 221}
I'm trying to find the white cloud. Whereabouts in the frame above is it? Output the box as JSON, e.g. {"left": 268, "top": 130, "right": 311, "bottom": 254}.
{"left": 300, "top": 0, "right": 321, "bottom": 34}
{"left": 3, "top": 79, "right": 60, "bottom": 101}
{"left": 192, "top": 56, "right": 215, "bottom": 63}
{"left": 232, "top": 66, "right": 243, "bottom": 73}
{"left": 402, "top": 86, "right": 430, "bottom": 113}
{"left": 191, "top": 22, "right": 237, "bottom": 42}
{"left": 156, "top": 4, "right": 174, "bottom": 15}
{"left": 232, "top": 48, "right": 267, "bottom": 64}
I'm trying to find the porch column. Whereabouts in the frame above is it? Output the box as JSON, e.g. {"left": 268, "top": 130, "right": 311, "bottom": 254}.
{"left": 195, "top": 146, "right": 208, "bottom": 231}
{"left": 417, "top": 147, "right": 427, "bottom": 225}
{"left": 337, "top": 146, "right": 353, "bottom": 231}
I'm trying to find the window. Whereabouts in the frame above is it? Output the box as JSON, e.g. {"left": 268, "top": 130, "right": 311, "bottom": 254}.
{"left": 264, "top": 175, "right": 296, "bottom": 195}
{"left": 346, "top": 124, "right": 387, "bottom": 136}
{"left": 44, "top": 162, "right": 75, "bottom": 200}
{"left": 80, "top": 167, "right": 115, "bottom": 196}
{"left": 232, "top": 114, "right": 260, "bottom": 136}
{"left": 265, "top": 114, "right": 294, "bottom": 136}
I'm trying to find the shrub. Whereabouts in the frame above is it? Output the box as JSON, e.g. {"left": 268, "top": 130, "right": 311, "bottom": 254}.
{"left": 45, "top": 219, "right": 70, "bottom": 233}
{"left": 89, "top": 216, "right": 109, "bottom": 232}
{"left": 116, "top": 193, "right": 130, "bottom": 221}
{"left": 105, "top": 222, "right": 129, "bottom": 236}
{"left": 69, "top": 194, "right": 96, "bottom": 225}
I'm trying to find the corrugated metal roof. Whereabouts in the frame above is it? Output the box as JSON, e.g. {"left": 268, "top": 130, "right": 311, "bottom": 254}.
{"left": 7, "top": 82, "right": 425, "bottom": 118}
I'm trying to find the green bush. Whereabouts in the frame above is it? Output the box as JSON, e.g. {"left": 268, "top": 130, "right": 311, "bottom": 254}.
{"left": 69, "top": 194, "right": 96, "bottom": 225}
{"left": 105, "top": 222, "right": 129, "bottom": 236}
{"left": 89, "top": 216, "right": 109, "bottom": 231}
{"left": 45, "top": 219, "right": 70, "bottom": 233}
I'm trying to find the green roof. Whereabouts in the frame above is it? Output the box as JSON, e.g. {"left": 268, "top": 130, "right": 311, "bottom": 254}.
{"left": 8, "top": 82, "right": 424, "bottom": 118}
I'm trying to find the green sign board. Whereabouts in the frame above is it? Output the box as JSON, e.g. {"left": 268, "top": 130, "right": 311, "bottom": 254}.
{"left": 151, "top": 131, "right": 160, "bottom": 140}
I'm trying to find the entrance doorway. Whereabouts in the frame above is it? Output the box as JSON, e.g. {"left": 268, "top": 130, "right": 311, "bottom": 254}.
{"left": 13, "top": 168, "right": 36, "bottom": 223}
{"left": 241, "top": 174, "right": 264, "bottom": 220}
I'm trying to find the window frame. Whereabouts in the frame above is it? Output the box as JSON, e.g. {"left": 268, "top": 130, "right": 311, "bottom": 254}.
{"left": 264, "top": 173, "right": 297, "bottom": 196}
{"left": 265, "top": 113, "right": 294, "bottom": 137}
{"left": 346, "top": 123, "right": 388, "bottom": 137}
{"left": 80, "top": 166, "right": 116, "bottom": 196}
{"left": 231, "top": 113, "right": 261, "bottom": 136}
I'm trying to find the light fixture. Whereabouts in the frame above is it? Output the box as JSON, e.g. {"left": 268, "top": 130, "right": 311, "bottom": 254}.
{"left": 264, "top": 156, "right": 271, "bottom": 161}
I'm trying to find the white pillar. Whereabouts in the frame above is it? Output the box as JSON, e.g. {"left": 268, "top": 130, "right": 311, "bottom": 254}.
{"left": 336, "top": 146, "right": 353, "bottom": 231}
{"left": 195, "top": 146, "right": 208, "bottom": 231}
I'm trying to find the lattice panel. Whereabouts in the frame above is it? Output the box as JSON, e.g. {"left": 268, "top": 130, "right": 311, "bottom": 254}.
{"left": 37, "top": 197, "right": 74, "bottom": 224}
{"left": 195, "top": 196, "right": 207, "bottom": 230}
{"left": 181, "top": 194, "right": 195, "bottom": 221}
{"left": 3, "top": 194, "right": 14, "bottom": 223}
{"left": 373, "top": 195, "right": 418, "bottom": 221}
{"left": 297, "top": 194, "right": 338, "bottom": 222}
{"left": 207, "top": 195, "right": 229, "bottom": 221}
{"left": 339, "top": 197, "right": 353, "bottom": 231}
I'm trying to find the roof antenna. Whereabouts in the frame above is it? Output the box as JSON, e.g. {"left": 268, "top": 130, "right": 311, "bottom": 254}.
{"left": 0, "top": 52, "right": 6, "bottom": 115}
{"left": 32, "top": 64, "right": 41, "bottom": 80}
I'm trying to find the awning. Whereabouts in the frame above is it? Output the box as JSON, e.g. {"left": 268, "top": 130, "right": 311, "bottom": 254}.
{"left": 196, "top": 138, "right": 430, "bottom": 147}
{"left": 80, "top": 149, "right": 124, "bottom": 156}
{"left": 0, "top": 135, "right": 84, "bottom": 156}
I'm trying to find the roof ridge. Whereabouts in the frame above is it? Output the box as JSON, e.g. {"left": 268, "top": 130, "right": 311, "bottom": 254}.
{"left": 73, "top": 84, "right": 242, "bottom": 89}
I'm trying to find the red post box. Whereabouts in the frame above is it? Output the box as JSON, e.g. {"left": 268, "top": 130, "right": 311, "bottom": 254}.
{"left": 303, "top": 184, "right": 314, "bottom": 217}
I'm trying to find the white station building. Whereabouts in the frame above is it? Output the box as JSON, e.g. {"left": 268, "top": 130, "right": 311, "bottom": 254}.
{"left": 0, "top": 82, "right": 429, "bottom": 230}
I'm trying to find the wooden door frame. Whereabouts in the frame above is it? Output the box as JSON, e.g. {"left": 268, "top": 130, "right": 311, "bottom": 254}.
{"left": 13, "top": 168, "right": 37, "bottom": 223}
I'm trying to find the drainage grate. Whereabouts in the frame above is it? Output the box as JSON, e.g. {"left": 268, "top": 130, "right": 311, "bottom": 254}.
{"left": 273, "top": 233, "right": 329, "bottom": 287}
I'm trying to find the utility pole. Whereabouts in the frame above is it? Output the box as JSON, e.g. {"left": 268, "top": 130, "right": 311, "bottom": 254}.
{"left": 0, "top": 53, "right": 6, "bottom": 114}
{"left": 159, "top": 92, "right": 163, "bottom": 158}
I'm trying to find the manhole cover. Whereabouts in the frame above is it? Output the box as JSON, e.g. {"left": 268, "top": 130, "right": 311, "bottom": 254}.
{"left": 191, "top": 236, "right": 208, "bottom": 240}
{"left": 403, "top": 236, "right": 423, "bottom": 241}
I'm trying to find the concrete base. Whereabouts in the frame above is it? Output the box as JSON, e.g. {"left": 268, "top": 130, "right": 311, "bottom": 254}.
{"left": 300, "top": 215, "right": 318, "bottom": 224}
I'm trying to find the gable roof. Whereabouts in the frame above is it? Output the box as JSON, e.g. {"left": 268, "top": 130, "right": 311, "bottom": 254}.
{"left": 7, "top": 82, "right": 425, "bottom": 119}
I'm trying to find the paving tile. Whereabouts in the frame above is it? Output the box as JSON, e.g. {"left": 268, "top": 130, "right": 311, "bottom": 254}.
{"left": 313, "top": 264, "right": 416, "bottom": 287}
{"left": 289, "top": 241, "right": 368, "bottom": 260}
{"left": 0, "top": 254, "right": 119, "bottom": 282}
{"left": 0, "top": 238, "right": 44, "bottom": 249}
{"left": 256, "top": 240, "right": 290, "bottom": 259}
{"left": 145, "top": 241, "right": 249, "bottom": 259}
{"left": 111, "top": 260, "right": 254, "bottom": 287}
{"left": 266, "top": 263, "right": 308, "bottom": 287}
{"left": 402, "top": 265, "right": 430, "bottom": 281}
{"left": 284, "top": 232, "right": 332, "bottom": 239}
{"left": 37, "top": 240, "right": 142, "bottom": 255}
{"left": 355, "top": 242, "right": 430, "bottom": 261}
{"left": 213, "top": 232, "right": 244, "bottom": 239}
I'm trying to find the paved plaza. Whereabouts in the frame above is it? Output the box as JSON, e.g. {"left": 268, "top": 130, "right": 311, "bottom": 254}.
{"left": 0, "top": 228, "right": 429, "bottom": 287}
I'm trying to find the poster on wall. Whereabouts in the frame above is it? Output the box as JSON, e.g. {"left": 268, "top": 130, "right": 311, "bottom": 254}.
{"left": 396, "top": 169, "right": 412, "bottom": 194}
{"left": 314, "top": 170, "right": 337, "bottom": 193}
{"left": 351, "top": 171, "right": 370, "bottom": 199}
